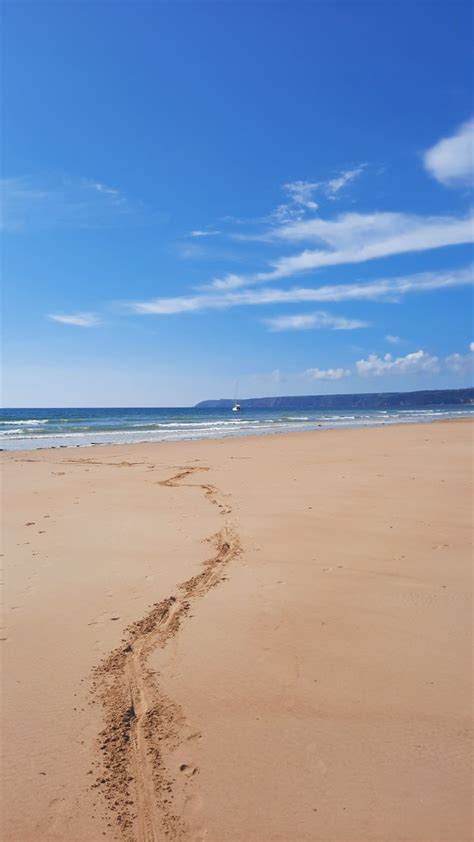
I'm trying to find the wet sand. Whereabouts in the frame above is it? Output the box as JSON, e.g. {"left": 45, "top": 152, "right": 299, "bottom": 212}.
{"left": 1, "top": 421, "right": 472, "bottom": 841}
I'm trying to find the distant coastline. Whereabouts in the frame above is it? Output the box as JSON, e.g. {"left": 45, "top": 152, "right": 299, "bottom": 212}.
{"left": 195, "top": 386, "right": 474, "bottom": 410}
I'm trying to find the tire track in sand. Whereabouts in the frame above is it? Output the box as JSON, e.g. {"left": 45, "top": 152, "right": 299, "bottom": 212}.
{"left": 90, "top": 466, "right": 241, "bottom": 842}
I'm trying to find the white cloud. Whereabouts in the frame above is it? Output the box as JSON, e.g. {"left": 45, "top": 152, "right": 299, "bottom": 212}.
{"left": 271, "top": 181, "right": 319, "bottom": 224}
{"left": 85, "top": 180, "right": 122, "bottom": 198}
{"left": 356, "top": 350, "right": 440, "bottom": 376}
{"left": 221, "top": 167, "right": 366, "bottom": 232}
{"left": 424, "top": 119, "right": 474, "bottom": 187}
{"left": 264, "top": 311, "right": 368, "bottom": 332}
{"left": 284, "top": 181, "right": 319, "bottom": 209}
{"left": 386, "top": 334, "right": 402, "bottom": 344}
{"left": 357, "top": 343, "right": 474, "bottom": 379}
{"left": 215, "top": 211, "right": 473, "bottom": 289}
{"left": 266, "top": 211, "right": 474, "bottom": 277}
{"left": 252, "top": 342, "right": 473, "bottom": 387}
{"left": 48, "top": 312, "right": 101, "bottom": 327}
{"left": 298, "top": 367, "right": 350, "bottom": 381}
{"left": 190, "top": 229, "right": 220, "bottom": 237}
{"left": 130, "top": 265, "right": 473, "bottom": 315}
{"left": 224, "top": 166, "right": 366, "bottom": 232}
{"left": 325, "top": 164, "right": 366, "bottom": 198}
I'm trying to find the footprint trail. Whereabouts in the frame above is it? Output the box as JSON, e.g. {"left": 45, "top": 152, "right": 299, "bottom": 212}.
{"left": 90, "top": 465, "right": 241, "bottom": 841}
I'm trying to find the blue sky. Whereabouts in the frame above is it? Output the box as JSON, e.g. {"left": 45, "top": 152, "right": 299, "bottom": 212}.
{"left": 2, "top": 0, "right": 473, "bottom": 407}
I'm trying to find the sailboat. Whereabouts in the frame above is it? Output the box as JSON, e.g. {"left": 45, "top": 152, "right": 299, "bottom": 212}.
{"left": 232, "top": 381, "right": 241, "bottom": 412}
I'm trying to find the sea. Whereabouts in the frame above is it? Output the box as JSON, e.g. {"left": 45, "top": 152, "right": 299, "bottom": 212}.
{"left": 0, "top": 405, "right": 472, "bottom": 451}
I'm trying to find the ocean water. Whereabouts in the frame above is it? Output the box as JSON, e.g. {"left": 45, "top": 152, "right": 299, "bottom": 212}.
{"left": 0, "top": 405, "right": 472, "bottom": 451}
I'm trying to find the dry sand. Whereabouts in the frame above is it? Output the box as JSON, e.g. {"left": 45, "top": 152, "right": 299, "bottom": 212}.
{"left": 1, "top": 421, "right": 472, "bottom": 842}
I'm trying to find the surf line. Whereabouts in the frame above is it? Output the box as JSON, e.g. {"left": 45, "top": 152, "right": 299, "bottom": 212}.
{"left": 90, "top": 465, "right": 241, "bottom": 842}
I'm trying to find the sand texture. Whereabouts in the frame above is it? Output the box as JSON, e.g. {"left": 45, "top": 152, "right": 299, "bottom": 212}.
{"left": 1, "top": 421, "right": 472, "bottom": 841}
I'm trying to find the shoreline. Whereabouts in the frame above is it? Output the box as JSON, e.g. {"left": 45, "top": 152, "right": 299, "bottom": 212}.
{"left": 2, "top": 420, "right": 472, "bottom": 841}
{"left": 2, "top": 414, "right": 472, "bottom": 456}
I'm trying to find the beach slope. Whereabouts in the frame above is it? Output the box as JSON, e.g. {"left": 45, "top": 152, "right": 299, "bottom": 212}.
{"left": 1, "top": 421, "right": 472, "bottom": 841}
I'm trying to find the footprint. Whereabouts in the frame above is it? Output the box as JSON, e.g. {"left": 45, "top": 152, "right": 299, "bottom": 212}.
{"left": 186, "top": 732, "right": 202, "bottom": 743}
{"left": 179, "top": 764, "right": 198, "bottom": 777}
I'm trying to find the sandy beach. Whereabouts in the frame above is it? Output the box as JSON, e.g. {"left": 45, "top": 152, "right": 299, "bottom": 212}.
{"left": 1, "top": 420, "right": 472, "bottom": 842}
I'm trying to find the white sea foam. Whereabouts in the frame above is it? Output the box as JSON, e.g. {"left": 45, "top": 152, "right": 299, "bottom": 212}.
{"left": 0, "top": 419, "right": 48, "bottom": 425}
{"left": 316, "top": 415, "right": 357, "bottom": 421}
{"left": 153, "top": 419, "right": 269, "bottom": 428}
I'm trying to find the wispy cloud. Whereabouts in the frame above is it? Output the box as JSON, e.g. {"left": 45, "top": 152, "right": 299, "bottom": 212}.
{"left": 85, "top": 180, "right": 122, "bottom": 199}
{"left": 284, "top": 180, "right": 319, "bottom": 209}
{"left": 264, "top": 311, "right": 368, "bottom": 332}
{"left": 271, "top": 180, "right": 320, "bottom": 224}
{"left": 324, "top": 164, "right": 367, "bottom": 199}
{"left": 129, "top": 265, "right": 473, "bottom": 316}
{"left": 298, "top": 366, "right": 350, "bottom": 381}
{"left": 423, "top": 118, "right": 474, "bottom": 187}
{"left": 215, "top": 166, "right": 366, "bottom": 231}
{"left": 48, "top": 312, "right": 101, "bottom": 327}
{"left": 212, "top": 210, "right": 473, "bottom": 289}
{"left": 190, "top": 229, "right": 220, "bottom": 237}
{"left": 385, "top": 334, "right": 403, "bottom": 344}
{"left": 266, "top": 166, "right": 367, "bottom": 225}
{"left": 187, "top": 168, "right": 469, "bottom": 297}
{"left": 356, "top": 349, "right": 440, "bottom": 376}
{"left": 1, "top": 175, "right": 134, "bottom": 231}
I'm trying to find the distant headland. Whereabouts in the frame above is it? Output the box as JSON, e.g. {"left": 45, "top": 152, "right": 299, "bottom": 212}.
{"left": 195, "top": 387, "right": 474, "bottom": 410}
